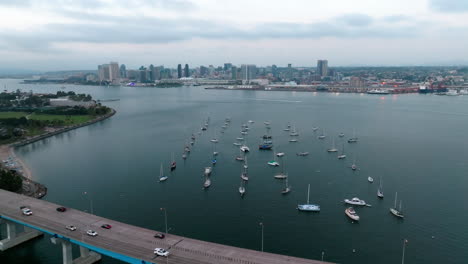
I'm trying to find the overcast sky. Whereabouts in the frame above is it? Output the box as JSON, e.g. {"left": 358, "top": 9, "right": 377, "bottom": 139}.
{"left": 0, "top": 0, "right": 467, "bottom": 71}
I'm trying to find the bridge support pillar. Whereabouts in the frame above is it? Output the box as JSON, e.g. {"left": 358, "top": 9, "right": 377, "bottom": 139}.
{"left": 0, "top": 219, "right": 43, "bottom": 251}
{"left": 51, "top": 237, "right": 101, "bottom": 264}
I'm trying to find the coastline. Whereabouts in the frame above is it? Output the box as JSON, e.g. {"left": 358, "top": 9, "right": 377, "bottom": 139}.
{"left": 0, "top": 108, "right": 116, "bottom": 198}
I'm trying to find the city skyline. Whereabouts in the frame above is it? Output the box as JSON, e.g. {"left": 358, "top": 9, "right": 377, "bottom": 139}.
{"left": 0, "top": 0, "right": 467, "bottom": 71}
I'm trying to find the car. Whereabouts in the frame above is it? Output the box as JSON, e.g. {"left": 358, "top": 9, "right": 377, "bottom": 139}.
{"left": 154, "top": 248, "right": 169, "bottom": 257}
{"left": 86, "top": 230, "right": 98, "bottom": 237}
{"left": 65, "top": 225, "right": 77, "bottom": 231}
{"left": 154, "top": 233, "right": 165, "bottom": 239}
{"left": 101, "top": 224, "right": 112, "bottom": 229}
{"left": 56, "top": 207, "right": 67, "bottom": 212}
{"left": 22, "top": 208, "right": 32, "bottom": 216}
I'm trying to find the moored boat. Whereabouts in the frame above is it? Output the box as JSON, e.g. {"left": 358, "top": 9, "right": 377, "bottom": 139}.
{"left": 345, "top": 207, "right": 360, "bottom": 221}
{"left": 344, "top": 197, "right": 366, "bottom": 206}
{"left": 297, "top": 184, "right": 320, "bottom": 212}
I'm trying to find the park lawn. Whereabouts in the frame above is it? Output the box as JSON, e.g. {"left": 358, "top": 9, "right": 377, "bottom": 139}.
{"left": 28, "top": 113, "right": 94, "bottom": 125}
{"left": 0, "top": 112, "right": 29, "bottom": 119}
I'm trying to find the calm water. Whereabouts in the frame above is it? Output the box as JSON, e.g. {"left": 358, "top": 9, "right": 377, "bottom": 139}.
{"left": 1, "top": 79, "right": 468, "bottom": 264}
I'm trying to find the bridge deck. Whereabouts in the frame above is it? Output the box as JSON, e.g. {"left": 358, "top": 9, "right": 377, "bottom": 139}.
{"left": 0, "top": 190, "right": 331, "bottom": 264}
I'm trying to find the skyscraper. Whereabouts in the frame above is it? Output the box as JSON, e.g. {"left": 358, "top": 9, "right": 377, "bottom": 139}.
{"left": 224, "top": 63, "right": 232, "bottom": 71}
{"left": 119, "top": 64, "right": 127, "bottom": 78}
{"left": 153, "top": 66, "right": 162, "bottom": 80}
{"left": 317, "top": 60, "right": 328, "bottom": 77}
{"left": 109, "top": 62, "right": 120, "bottom": 83}
{"left": 240, "top": 64, "right": 256, "bottom": 83}
{"left": 184, "top": 64, "right": 190, "bottom": 77}
{"left": 231, "top": 66, "right": 237, "bottom": 80}
{"left": 148, "top": 64, "right": 155, "bottom": 81}
{"left": 177, "top": 64, "right": 182, "bottom": 79}
{"left": 98, "top": 64, "right": 110, "bottom": 82}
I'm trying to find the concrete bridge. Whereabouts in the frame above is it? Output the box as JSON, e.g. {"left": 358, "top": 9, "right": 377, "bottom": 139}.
{"left": 0, "top": 189, "right": 331, "bottom": 264}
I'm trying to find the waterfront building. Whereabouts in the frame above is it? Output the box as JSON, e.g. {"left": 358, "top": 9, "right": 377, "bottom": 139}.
{"left": 224, "top": 63, "right": 232, "bottom": 71}
{"left": 153, "top": 66, "right": 162, "bottom": 80}
{"left": 120, "top": 64, "right": 127, "bottom": 78}
{"left": 148, "top": 64, "right": 155, "bottom": 81}
{"left": 231, "top": 66, "right": 237, "bottom": 80}
{"left": 317, "top": 60, "right": 328, "bottom": 77}
{"left": 109, "top": 62, "right": 120, "bottom": 84}
{"left": 350, "top": 76, "right": 364, "bottom": 88}
{"left": 241, "top": 64, "right": 257, "bottom": 83}
{"left": 184, "top": 64, "right": 190, "bottom": 77}
{"left": 177, "top": 64, "right": 182, "bottom": 79}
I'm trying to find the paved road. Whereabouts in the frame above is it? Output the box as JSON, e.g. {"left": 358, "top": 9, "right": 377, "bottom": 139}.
{"left": 0, "top": 189, "right": 331, "bottom": 264}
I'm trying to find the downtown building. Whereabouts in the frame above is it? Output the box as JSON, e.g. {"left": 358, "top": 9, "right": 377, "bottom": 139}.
{"left": 98, "top": 62, "right": 120, "bottom": 84}
{"left": 317, "top": 60, "right": 328, "bottom": 77}
{"left": 240, "top": 64, "right": 257, "bottom": 84}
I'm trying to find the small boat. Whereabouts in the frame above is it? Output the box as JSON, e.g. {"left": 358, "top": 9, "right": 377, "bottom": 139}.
{"left": 345, "top": 207, "right": 360, "bottom": 221}
{"left": 339, "top": 133, "right": 345, "bottom": 137}
{"left": 241, "top": 131, "right": 248, "bottom": 135}
{"left": 239, "top": 181, "right": 246, "bottom": 196}
{"left": 203, "top": 177, "right": 211, "bottom": 188}
{"left": 248, "top": 120, "right": 254, "bottom": 123}
{"left": 312, "top": 127, "right": 319, "bottom": 131}
{"left": 241, "top": 172, "right": 249, "bottom": 181}
{"left": 297, "top": 184, "right": 320, "bottom": 212}
{"left": 276, "top": 152, "right": 285, "bottom": 157}
{"left": 190, "top": 141, "right": 194, "bottom": 145}
{"left": 289, "top": 139, "right": 298, "bottom": 142}
{"left": 191, "top": 134, "right": 196, "bottom": 140}
{"left": 235, "top": 156, "right": 244, "bottom": 161}
{"left": 296, "top": 152, "right": 309, "bottom": 156}
{"left": 264, "top": 121, "right": 270, "bottom": 125}
{"left": 344, "top": 197, "right": 367, "bottom": 206}
{"left": 259, "top": 143, "right": 273, "bottom": 150}
{"left": 351, "top": 164, "right": 357, "bottom": 170}
{"left": 184, "top": 146, "right": 191, "bottom": 153}
{"left": 283, "top": 128, "right": 290, "bottom": 131}
{"left": 243, "top": 156, "right": 248, "bottom": 169}
{"left": 210, "top": 139, "right": 218, "bottom": 143}
{"left": 182, "top": 153, "right": 187, "bottom": 160}
{"left": 318, "top": 129, "right": 326, "bottom": 139}
{"left": 327, "top": 138, "right": 338, "bottom": 152}
{"left": 274, "top": 158, "right": 287, "bottom": 179}
{"left": 221, "top": 125, "right": 227, "bottom": 129}
{"left": 348, "top": 129, "right": 358, "bottom": 143}
{"left": 236, "top": 137, "right": 244, "bottom": 140}
{"left": 289, "top": 126, "right": 299, "bottom": 136}
{"left": 262, "top": 135, "right": 272, "bottom": 139}
{"left": 240, "top": 145, "right": 250, "bottom": 152}
{"left": 170, "top": 153, "right": 176, "bottom": 171}
{"left": 368, "top": 176, "right": 374, "bottom": 183}
{"left": 159, "top": 164, "right": 168, "bottom": 182}
{"left": 233, "top": 142, "right": 242, "bottom": 146}
{"left": 225, "top": 117, "right": 231, "bottom": 123}
{"left": 201, "top": 126, "right": 207, "bottom": 131}
{"left": 268, "top": 152, "right": 280, "bottom": 166}
{"left": 281, "top": 178, "right": 291, "bottom": 194}
{"left": 390, "top": 192, "right": 404, "bottom": 218}
{"left": 204, "top": 167, "right": 212, "bottom": 175}
{"left": 377, "top": 178, "right": 384, "bottom": 198}
{"left": 337, "top": 143, "right": 346, "bottom": 159}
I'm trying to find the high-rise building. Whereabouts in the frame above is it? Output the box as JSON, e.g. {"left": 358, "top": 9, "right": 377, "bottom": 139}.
{"left": 119, "top": 64, "right": 127, "bottom": 78}
{"left": 200, "top": 66, "right": 208, "bottom": 76}
{"left": 271, "top": 65, "right": 278, "bottom": 77}
{"left": 224, "top": 63, "right": 232, "bottom": 71}
{"left": 148, "top": 64, "right": 155, "bottom": 81}
{"left": 184, "top": 64, "right": 190, "bottom": 77}
{"left": 98, "top": 64, "right": 110, "bottom": 82}
{"left": 240, "top": 64, "right": 256, "bottom": 83}
{"left": 177, "top": 64, "right": 182, "bottom": 79}
{"left": 317, "top": 60, "right": 328, "bottom": 77}
{"left": 109, "top": 62, "right": 120, "bottom": 83}
{"left": 153, "top": 66, "right": 162, "bottom": 80}
{"left": 231, "top": 66, "right": 238, "bottom": 80}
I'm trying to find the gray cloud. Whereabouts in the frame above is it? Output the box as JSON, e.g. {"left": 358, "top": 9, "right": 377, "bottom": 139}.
{"left": 430, "top": 0, "right": 468, "bottom": 12}
{"left": 337, "top": 14, "right": 373, "bottom": 27}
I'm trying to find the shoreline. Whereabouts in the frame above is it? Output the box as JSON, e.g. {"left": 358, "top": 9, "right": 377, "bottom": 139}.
{"left": 0, "top": 108, "right": 116, "bottom": 198}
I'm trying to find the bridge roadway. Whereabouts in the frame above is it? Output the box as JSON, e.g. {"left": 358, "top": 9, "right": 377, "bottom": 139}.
{"left": 0, "top": 190, "right": 331, "bottom": 264}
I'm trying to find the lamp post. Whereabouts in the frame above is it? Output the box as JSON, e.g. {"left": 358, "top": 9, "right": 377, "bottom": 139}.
{"left": 160, "top": 208, "right": 168, "bottom": 234}
{"left": 401, "top": 239, "right": 408, "bottom": 264}
{"left": 83, "top": 192, "right": 93, "bottom": 214}
{"left": 259, "top": 222, "right": 264, "bottom": 252}
{"left": 321, "top": 251, "right": 324, "bottom": 261}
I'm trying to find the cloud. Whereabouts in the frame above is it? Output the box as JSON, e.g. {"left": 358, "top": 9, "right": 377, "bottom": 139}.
{"left": 430, "top": 0, "right": 468, "bottom": 12}
{"left": 0, "top": 0, "right": 195, "bottom": 10}
{"left": 337, "top": 14, "right": 373, "bottom": 27}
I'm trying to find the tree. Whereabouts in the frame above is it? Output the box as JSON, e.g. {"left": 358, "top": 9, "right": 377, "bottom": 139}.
{"left": 0, "top": 169, "right": 23, "bottom": 192}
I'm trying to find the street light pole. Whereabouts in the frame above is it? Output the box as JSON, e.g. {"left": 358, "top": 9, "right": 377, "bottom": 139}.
{"left": 401, "top": 239, "right": 408, "bottom": 264}
{"left": 259, "top": 222, "right": 264, "bottom": 252}
{"left": 321, "top": 251, "right": 324, "bottom": 261}
{"left": 160, "top": 208, "right": 168, "bottom": 234}
{"left": 83, "top": 192, "right": 93, "bottom": 214}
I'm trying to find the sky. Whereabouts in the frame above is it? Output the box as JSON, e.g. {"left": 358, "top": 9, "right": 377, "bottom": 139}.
{"left": 0, "top": 0, "right": 467, "bottom": 71}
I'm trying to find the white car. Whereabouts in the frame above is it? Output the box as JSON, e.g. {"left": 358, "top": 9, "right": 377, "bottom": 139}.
{"left": 86, "top": 230, "right": 98, "bottom": 237}
{"left": 22, "top": 208, "right": 32, "bottom": 216}
{"left": 154, "top": 248, "right": 169, "bottom": 257}
{"left": 66, "top": 225, "right": 77, "bottom": 231}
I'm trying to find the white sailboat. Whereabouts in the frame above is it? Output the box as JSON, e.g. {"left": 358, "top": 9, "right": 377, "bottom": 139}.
{"left": 377, "top": 178, "right": 384, "bottom": 198}
{"left": 159, "top": 163, "right": 168, "bottom": 182}
{"left": 327, "top": 137, "right": 338, "bottom": 152}
{"left": 239, "top": 181, "right": 246, "bottom": 196}
{"left": 274, "top": 157, "right": 288, "bottom": 179}
{"left": 351, "top": 155, "right": 358, "bottom": 170}
{"left": 318, "top": 129, "right": 326, "bottom": 139}
{"left": 241, "top": 161, "right": 249, "bottom": 181}
{"left": 281, "top": 178, "right": 291, "bottom": 194}
{"left": 297, "top": 184, "right": 320, "bottom": 211}
{"left": 390, "top": 192, "right": 404, "bottom": 218}
{"left": 337, "top": 143, "right": 346, "bottom": 159}
{"left": 348, "top": 129, "right": 358, "bottom": 143}
{"left": 268, "top": 151, "right": 280, "bottom": 166}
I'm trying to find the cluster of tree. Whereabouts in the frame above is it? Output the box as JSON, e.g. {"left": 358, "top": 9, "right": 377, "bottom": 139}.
{"left": 69, "top": 93, "right": 92, "bottom": 102}
{"left": 0, "top": 169, "right": 22, "bottom": 192}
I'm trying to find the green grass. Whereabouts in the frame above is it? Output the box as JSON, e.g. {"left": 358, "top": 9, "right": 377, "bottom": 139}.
{"left": 0, "top": 112, "right": 28, "bottom": 119}
{"left": 28, "top": 113, "right": 94, "bottom": 125}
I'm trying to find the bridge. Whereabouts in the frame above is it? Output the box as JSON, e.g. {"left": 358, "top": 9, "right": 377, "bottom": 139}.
{"left": 0, "top": 189, "right": 331, "bottom": 264}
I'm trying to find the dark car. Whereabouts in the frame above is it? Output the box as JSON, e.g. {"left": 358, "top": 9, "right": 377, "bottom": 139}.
{"left": 56, "top": 207, "right": 67, "bottom": 212}
{"left": 101, "top": 224, "right": 112, "bottom": 229}
{"left": 154, "top": 233, "right": 165, "bottom": 239}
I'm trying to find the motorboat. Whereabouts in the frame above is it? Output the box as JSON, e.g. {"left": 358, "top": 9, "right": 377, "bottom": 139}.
{"left": 276, "top": 152, "right": 285, "bottom": 157}
{"left": 338, "top": 154, "right": 346, "bottom": 159}
{"left": 345, "top": 207, "right": 360, "bottom": 221}
{"left": 241, "top": 131, "right": 248, "bottom": 135}
{"left": 296, "top": 152, "right": 309, "bottom": 156}
{"left": 248, "top": 120, "right": 254, "bottom": 123}
{"left": 241, "top": 172, "right": 249, "bottom": 181}
{"left": 259, "top": 144, "right": 273, "bottom": 150}
{"left": 267, "top": 161, "right": 280, "bottom": 166}
{"left": 344, "top": 197, "right": 366, "bottom": 206}
{"left": 236, "top": 137, "right": 244, "bottom": 140}
{"left": 274, "top": 173, "right": 288, "bottom": 179}
{"left": 203, "top": 178, "right": 211, "bottom": 188}
{"left": 239, "top": 186, "right": 245, "bottom": 196}
{"left": 210, "top": 139, "right": 218, "bottom": 143}
{"left": 368, "top": 177, "right": 374, "bottom": 183}
{"left": 233, "top": 142, "right": 242, "bottom": 146}
{"left": 289, "top": 139, "right": 298, "bottom": 142}
{"left": 312, "top": 127, "right": 319, "bottom": 131}
{"left": 240, "top": 145, "right": 250, "bottom": 152}
{"left": 339, "top": 133, "right": 345, "bottom": 137}
{"left": 204, "top": 167, "right": 212, "bottom": 175}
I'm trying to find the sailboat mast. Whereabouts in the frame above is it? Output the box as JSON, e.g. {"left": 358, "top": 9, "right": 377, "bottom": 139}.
{"left": 399, "top": 200, "right": 402, "bottom": 211}
{"left": 307, "top": 184, "right": 310, "bottom": 204}
{"left": 394, "top": 192, "right": 398, "bottom": 208}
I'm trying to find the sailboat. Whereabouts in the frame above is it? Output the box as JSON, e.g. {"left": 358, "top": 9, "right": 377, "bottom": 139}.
{"left": 377, "top": 178, "right": 384, "bottom": 198}
{"left": 213, "top": 142, "right": 218, "bottom": 156}
{"left": 268, "top": 151, "right": 280, "bottom": 166}
{"left": 239, "top": 180, "right": 246, "bottom": 196}
{"left": 203, "top": 175, "right": 211, "bottom": 188}
{"left": 312, "top": 126, "right": 319, "bottom": 131}
{"left": 318, "top": 129, "right": 326, "bottom": 139}
{"left": 297, "top": 184, "right": 320, "bottom": 212}
{"left": 289, "top": 126, "right": 299, "bottom": 136}
{"left": 368, "top": 176, "right": 374, "bottom": 183}
{"left": 281, "top": 178, "right": 291, "bottom": 194}
{"left": 348, "top": 129, "right": 358, "bottom": 143}
{"left": 337, "top": 143, "right": 346, "bottom": 159}
{"left": 327, "top": 137, "right": 338, "bottom": 152}
{"left": 390, "top": 192, "right": 404, "bottom": 218}
{"left": 243, "top": 156, "right": 248, "bottom": 169}
{"left": 351, "top": 155, "right": 358, "bottom": 170}
{"left": 235, "top": 149, "right": 244, "bottom": 161}
{"left": 170, "top": 153, "right": 176, "bottom": 171}
{"left": 274, "top": 157, "right": 288, "bottom": 179}
{"left": 159, "top": 163, "right": 168, "bottom": 182}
